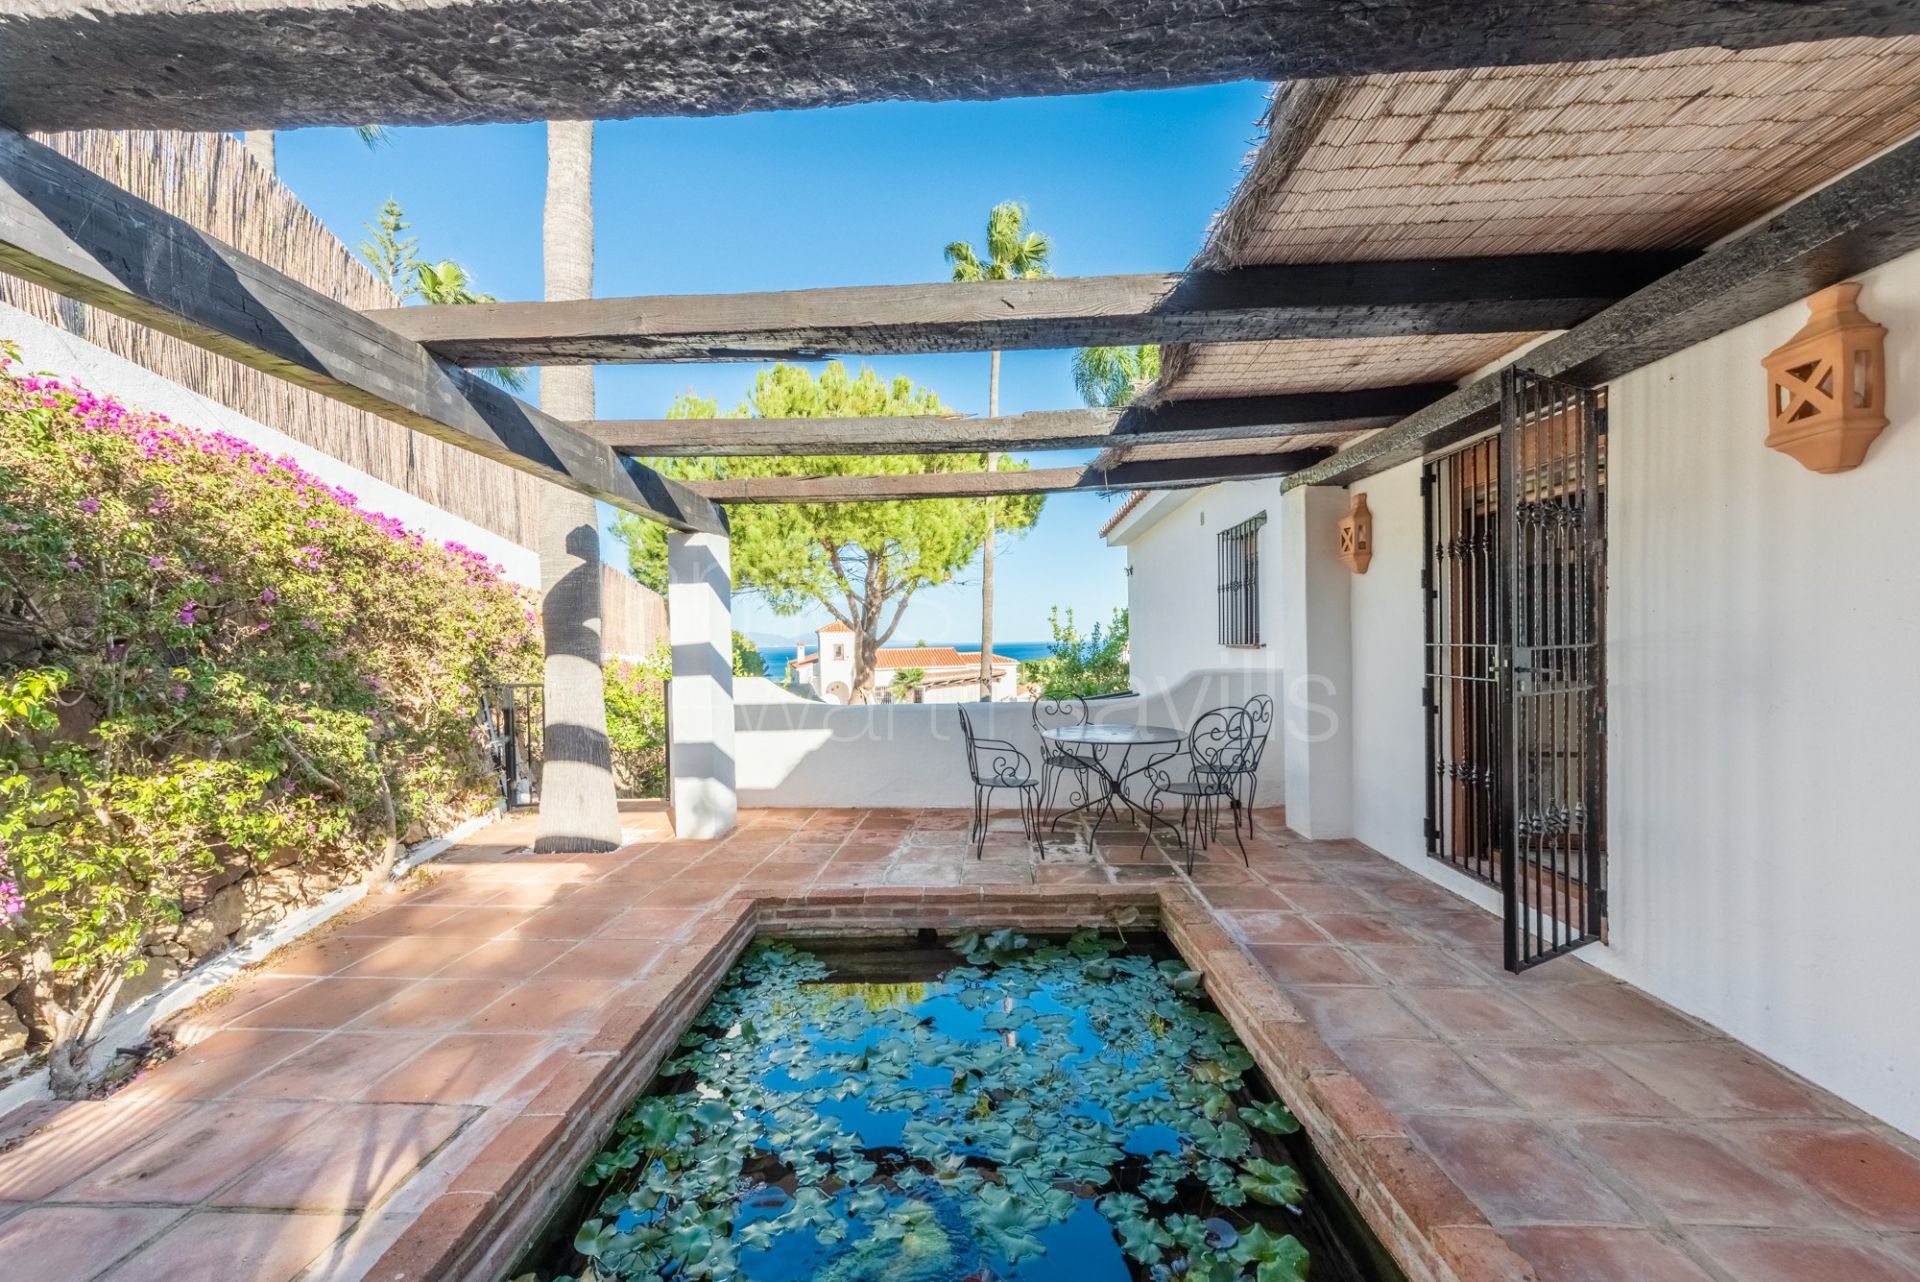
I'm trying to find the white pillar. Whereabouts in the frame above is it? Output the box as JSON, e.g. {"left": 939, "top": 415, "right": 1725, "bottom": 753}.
{"left": 1279, "top": 486, "right": 1355, "bottom": 839}
{"left": 668, "top": 531, "right": 737, "bottom": 839}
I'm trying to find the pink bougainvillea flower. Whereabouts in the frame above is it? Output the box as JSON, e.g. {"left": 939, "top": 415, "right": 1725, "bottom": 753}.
{"left": 177, "top": 601, "right": 199, "bottom": 625}
{"left": 260, "top": 587, "right": 278, "bottom": 604}
{"left": 77, "top": 497, "right": 100, "bottom": 514}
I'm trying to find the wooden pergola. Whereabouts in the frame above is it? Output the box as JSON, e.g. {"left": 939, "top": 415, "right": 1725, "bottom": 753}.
{"left": 4, "top": 4, "right": 1920, "bottom": 519}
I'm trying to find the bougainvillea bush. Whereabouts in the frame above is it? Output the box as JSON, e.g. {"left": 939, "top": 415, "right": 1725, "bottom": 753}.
{"left": 0, "top": 347, "right": 538, "bottom": 1089}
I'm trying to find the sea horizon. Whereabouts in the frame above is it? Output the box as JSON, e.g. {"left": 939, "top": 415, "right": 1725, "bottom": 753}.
{"left": 753, "top": 639, "right": 1054, "bottom": 683}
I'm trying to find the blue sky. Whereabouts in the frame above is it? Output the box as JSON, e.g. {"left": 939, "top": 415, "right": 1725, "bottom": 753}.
{"left": 276, "top": 81, "right": 1271, "bottom": 643}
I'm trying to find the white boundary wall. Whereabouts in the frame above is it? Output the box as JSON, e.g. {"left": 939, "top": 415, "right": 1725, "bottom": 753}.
{"left": 1, "top": 302, "right": 537, "bottom": 585}
{"left": 1332, "top": 248, "right": 1920, "bottom": 1137}
{"left": 735, "top": 672, "right": 1285, "bottom": 810}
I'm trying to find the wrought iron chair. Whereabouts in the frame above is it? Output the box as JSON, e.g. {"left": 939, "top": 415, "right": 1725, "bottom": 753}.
{"left": 1031, "top": 695, "right": 1099, "bottom": 812}
{"left": 957, "top": 706, "right": 1044, "bottom": 861}
{"left": 1218, "top": 693, "right": 1274, "bottom": 834}
{"left": 1136, "top": 706, "right": 1255, "bottom": 871}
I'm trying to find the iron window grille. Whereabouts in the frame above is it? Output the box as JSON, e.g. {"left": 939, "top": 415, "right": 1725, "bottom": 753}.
{"left": 1217, "top": 512, "right": 1266, "bottom": 647}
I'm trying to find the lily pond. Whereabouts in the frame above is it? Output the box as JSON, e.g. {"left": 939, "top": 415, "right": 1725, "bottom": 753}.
{"left": 521, "top": 929, "right": 1400, "bottom": 1282}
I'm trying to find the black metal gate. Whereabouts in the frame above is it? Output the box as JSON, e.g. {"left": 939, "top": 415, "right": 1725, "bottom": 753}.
{"left": 483, "top": 683, "right": 543, "bottom": 808}
{"left": 1423, "top": 368, "right": 1607, "bottom": 971}
{"left": 1499, "top": 367, "right": 1606, "bottom": 970}
{"left": 1422, "top": 436, "right": 1503, "bottom": 886}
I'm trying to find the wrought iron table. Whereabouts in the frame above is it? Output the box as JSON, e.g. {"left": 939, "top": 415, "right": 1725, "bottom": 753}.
{"left": 1041, "top": 722, "right": 1186, "bottom": 851}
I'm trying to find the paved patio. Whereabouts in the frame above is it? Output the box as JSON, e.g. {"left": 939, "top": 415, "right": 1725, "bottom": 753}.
{"left": 1, "top": 806, "right": 1917, "bottom": 1282}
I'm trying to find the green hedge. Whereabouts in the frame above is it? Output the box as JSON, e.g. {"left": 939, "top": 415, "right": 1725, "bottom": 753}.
{"left": 0, "top": 348, "right": 538, "bottom": 1078}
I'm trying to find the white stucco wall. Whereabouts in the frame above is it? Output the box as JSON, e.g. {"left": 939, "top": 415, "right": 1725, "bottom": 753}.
{"left": 1333, "top": 248, "right": 1920, "bottom": 1136}
{"left": 1, "top": 302, "right": 537, "bottom": 585}
{"left": 736, "top": 671, "right": 1285, "bottom": 811}
{"left": 1346, "top": 459, "right": 1441, "bottom": 872}
{"left": 1601, "top": 251, "right": 1920, "bottom": 1137}
{"left": 1109, "top": 481, "right": 1286, "bottom": 694}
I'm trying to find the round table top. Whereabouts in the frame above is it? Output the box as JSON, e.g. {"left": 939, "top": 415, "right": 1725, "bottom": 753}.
{"left": 1041, "top": 722, "right": 1183, "bottom": 747}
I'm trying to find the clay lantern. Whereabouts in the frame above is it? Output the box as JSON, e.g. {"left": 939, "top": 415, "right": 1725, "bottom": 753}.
{"left": 1337, "top": 493, "right": 1372, "bottom": 574}
{"left": 1762, "top": 282, "right": 1888, "bottom": 473}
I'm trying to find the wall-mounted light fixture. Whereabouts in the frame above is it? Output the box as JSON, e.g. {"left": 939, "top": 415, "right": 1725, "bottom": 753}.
{"left": 1762, "top": 282, "right": 1888, "bottom": 473}
{"left": 1337, "top": 493, "right": 1373, "bottom": 574}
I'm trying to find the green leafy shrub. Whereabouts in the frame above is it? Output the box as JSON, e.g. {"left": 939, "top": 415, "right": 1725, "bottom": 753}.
{"left": 732, "top": 631, "right": 766, "bottom": 678}
{"left": 0, "top": 350, "right": 539, "bottom": 1088}
{"left": 1019, "top": 606, "right": 1130, "bottom": 699}
{"left": 605, "top": 649, "right": 671, "bottom": 798}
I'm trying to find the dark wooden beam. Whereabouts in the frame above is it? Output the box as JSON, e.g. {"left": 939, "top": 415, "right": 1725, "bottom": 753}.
{"left": 579, "top": 385, "right": 1449, "bottom": 455}
{"left": 4, "top": 1, "right": 1914, "bottom": 132}
{"left": 686, "top": 449, "right": 1332, "bottom": 503}
{"left": 0, "top": 128, "right": 723, "bottom": 535}
{"left": 1284, "top": 130, "right": 1920, "bottom": 490}
{"left": 366, "top": 255, "right": 1689, "bottom": 366}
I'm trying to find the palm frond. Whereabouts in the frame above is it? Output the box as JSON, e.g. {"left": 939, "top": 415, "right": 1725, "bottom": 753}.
{"left": 945, "top": 240, "right": 983, "bottom": 283}
{"left": 355, "top": 124, "right": 390, "bottom": 149}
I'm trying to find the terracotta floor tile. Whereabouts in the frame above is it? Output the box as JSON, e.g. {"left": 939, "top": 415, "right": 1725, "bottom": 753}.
{"left": 1250, "top": 942, "right": 1375, "bottom": 986}
{"left": 1512, "top": 982, "right": 1715, "bottom": 1045}
{"left": 1502, "top": 1227, "right": 1716, "bottom": 1282}
{"left": 1336, "top": 1038, "right": 1516, "bottom": 1112}
{"left": 428, "top": 935, "right": 576, "bottom": 981}
{"left": 1729, "top": 1123, "right": 1920, "bottom": 1231}
{"left": 538, "top": 934, "right": 668, "bottom": 982}
{"left": 61, "top": 1102, "right": 322, "bottom": 1204}
{"left": 1287, "top": 985, "right": 1433, "bottom": 1042}
{"left": 430, "top": 904, "right": 542, "bottom": 937}
{"left": 645, "top": 880, "right": 734, "bottom": 908}
{"left": 210, "top": 1103, "right": 473, "bottom": 1211}
{"left": 1572, "top": 1122, "right": 1835, "bottom": 1227}
{"left": 467, "top": 978, "right": 615, "bottom": 1032}
{"left": 598, "top": 907, "right": 710, "bottom": 940}
{"left": 1397, "top": 986, "right": 1561, "bottom": 1043}
{"left": 1303, "top": 911, "right": 1408, "bottom": 946}
{"left": 262, "top": 933, "right": 400, "bottom": 979}
{"left": 102, "top": 1208, "right": 355, "bottom": 1282}
{"left": 0, "top": 1201, "right": 185, "bottom": 1281}
{"left": 333, "top": 904, "right": 471, "bottom": 937}
{"left": 115, "top": 1028, "right": 317, "bottom": 1103}
{"left": 1601, "top": 1041, "right": 1840, "bottom": 1120}
{"left": 1348, "top": 943, "right": 1488, "bottom": 987}
{"left": 363, "top": 1033, "right": 553, "bottom": 1104}
{"left": 1274, "top": 883, "right": 1383, "bottom": 914}
{"left": 166, "top": 975, "right": 314, "bottom": 1040}
{"left": 336, "top": 933, "right": 479, "bottom": 979}
{"left": 0, "top": 1101, "right": 195, "bottom": 1200}
{"left": 1198, "top": 883, "right": 1292, "bottom": 912}
{"left": 1684, "top": 1229, "right": 1920, "bottom": 1282}
{"left": 1408, "top": 1115, "right": 1635, "bottom": 1226}
{"left": 225, "top": 1033, "right": 424, "bottom": 1102}
{"left": 1462, "top": 1044, "right": 1679, "bottom": 1119}
{"left": 348, "top": 979, "right": 519, "bottom": 1032}
{"left": 505, "top": 899, "right": 628, "bottom": 940}
{"left": 228, "top": 977, "right": 416, "bottom": 1031}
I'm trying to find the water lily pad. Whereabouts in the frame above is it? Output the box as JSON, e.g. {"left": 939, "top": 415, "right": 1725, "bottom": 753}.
{"left": 1237, "top": 1158, "right": 1308, "bottom": 1210}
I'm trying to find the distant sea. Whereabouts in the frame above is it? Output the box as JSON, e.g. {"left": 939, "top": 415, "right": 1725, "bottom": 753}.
{"left": 755, "top": 640, "right": 1053, "bottom": 683}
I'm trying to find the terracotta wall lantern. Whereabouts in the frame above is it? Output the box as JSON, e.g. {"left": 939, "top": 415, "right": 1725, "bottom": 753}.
{"left": 1337, "top": 493, "right": 1372, "bottom": 574}
{"left": 1761, "top": 282, "right": 1888, "bottom": 473}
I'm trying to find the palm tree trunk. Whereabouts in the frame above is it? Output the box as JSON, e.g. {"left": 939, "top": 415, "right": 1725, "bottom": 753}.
{"left": 535, "top": 120, "right": 622, "bottom": 854}
{"left": 243, "top": 130, "right": 276, "bottom": 174}
{"left": 980, "top": 348, "right": 999, "bottom": 700}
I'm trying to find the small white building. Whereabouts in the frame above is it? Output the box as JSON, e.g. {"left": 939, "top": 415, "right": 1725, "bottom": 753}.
{"left": 788, "top": 621, "right": 1019, "bottom": 703}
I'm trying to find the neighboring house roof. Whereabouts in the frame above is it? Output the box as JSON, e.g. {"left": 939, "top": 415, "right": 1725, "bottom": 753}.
{"left": 816, "top": 620, "right": 854, "bottom": 633}
{"left": 789, "top": 646, "right": 1016, "bottom": 671}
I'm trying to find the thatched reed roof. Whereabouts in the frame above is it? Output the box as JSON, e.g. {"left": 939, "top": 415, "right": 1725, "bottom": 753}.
{"left": 1111, "top": 35, "right": 1920, "bottom": 480}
